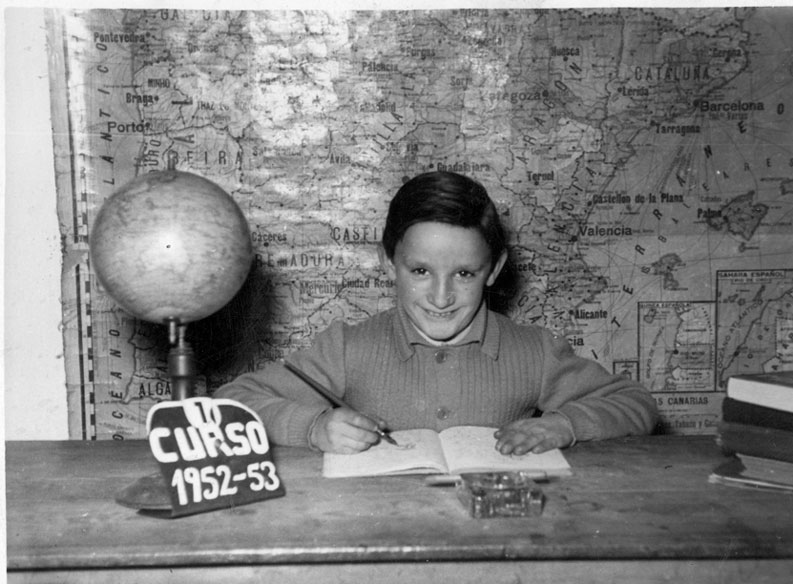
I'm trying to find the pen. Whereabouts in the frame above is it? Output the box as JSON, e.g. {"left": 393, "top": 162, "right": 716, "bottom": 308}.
{"left": 282, "top": 360, "right": 399, "bottom": 446}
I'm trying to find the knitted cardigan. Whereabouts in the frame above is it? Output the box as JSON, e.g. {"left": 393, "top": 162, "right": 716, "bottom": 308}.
{"left": 215, "top": 305, "right": 659, "bottom": 447}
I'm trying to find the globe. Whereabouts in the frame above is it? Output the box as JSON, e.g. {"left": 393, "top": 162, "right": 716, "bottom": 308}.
{"left": 90, "top": 170, "right": 253, "bottom": 324}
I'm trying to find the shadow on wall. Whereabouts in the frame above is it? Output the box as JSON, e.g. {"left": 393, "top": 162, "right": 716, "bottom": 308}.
{"left": 488, "top": 251, "right": 520, "bottom": 316}
{"left": 189, "top": 266, "right": 281, "bottom": 391}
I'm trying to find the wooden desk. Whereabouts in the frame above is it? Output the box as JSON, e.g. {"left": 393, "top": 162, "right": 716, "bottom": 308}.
{"left": 6, "top": 436, "right": 793, "bottom": 583}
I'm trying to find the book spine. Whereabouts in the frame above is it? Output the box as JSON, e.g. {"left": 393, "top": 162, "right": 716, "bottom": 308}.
{"left": 716, "top": 422, "right": 793, "bottom": 463}
{"left": 722, "top": 397, "right": 793, "bottom": 432}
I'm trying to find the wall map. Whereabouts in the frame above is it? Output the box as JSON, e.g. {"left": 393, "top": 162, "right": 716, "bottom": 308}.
{"left": 47, "top": 7, "right": 793, "bottom": 439}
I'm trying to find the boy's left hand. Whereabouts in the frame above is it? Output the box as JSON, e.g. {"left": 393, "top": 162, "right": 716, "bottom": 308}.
{"left": 494, "top": 412, "right": 575, "bottom": 455}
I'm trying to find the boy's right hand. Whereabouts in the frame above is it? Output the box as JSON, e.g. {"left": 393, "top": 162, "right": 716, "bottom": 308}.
{"left": 309, "top": 408, "right": 384, "bottom": 453}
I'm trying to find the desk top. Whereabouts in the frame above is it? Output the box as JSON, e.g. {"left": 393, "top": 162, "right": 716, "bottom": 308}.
{"left": 6, "top": 435, "right": 793, "bottom": 570}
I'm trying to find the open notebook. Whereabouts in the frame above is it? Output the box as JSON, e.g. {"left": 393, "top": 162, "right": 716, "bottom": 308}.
{"left": 322, "top": 425, "right": 572, "bottom": 479}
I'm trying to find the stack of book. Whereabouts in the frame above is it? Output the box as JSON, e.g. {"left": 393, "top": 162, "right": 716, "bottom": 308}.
{"left": 709, "top": 371, "right": 793, "bottom": 493}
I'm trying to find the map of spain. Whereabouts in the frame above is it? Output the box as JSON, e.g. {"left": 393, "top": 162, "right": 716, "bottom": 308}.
{"left": 47, "top": 7, "right": 793, "bottom": 439}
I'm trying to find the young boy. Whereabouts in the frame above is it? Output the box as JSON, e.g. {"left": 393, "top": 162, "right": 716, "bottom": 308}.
{"left": 215, "top": 171, "right": 658, "bottom": 454}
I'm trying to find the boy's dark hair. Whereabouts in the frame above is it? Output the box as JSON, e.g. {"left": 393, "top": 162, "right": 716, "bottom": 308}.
{"left": 382, "top": 171, "right": 507, "bottom": 266}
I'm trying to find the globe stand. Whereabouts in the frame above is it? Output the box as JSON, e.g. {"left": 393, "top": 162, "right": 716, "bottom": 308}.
{"left": 166, "top": 318, "right": 196, "bottom": 401}
{"left": 115, "top": 319, "right": 198, "bottom": 513}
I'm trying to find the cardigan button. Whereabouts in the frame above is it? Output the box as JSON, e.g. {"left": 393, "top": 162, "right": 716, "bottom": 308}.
{"left": 436, "top": 407, "right": 450, "bottom": 420}
{"left": 434, "top": 350, "right": 448, "bottom": 363}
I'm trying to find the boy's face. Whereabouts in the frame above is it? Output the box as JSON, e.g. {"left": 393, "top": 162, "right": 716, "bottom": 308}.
{"left": 380, "top": 221, "right": 506, "bottom": 342}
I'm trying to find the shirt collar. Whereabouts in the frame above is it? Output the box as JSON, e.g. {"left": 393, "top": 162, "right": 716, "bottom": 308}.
{"left": 393, "top": 303, "right": 501, "bottom": 361}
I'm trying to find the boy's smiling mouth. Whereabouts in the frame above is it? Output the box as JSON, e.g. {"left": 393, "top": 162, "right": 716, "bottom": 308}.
{"left": 423, "top": 307, "right": 457, "bottom": 319}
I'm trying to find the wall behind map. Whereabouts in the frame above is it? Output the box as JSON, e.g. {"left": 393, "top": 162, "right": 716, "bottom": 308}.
{"left": 5, "top": 8, "right": 70, "bottom": 440}
{"left": 41, "top": 7, "right": 793, "bottom": 440}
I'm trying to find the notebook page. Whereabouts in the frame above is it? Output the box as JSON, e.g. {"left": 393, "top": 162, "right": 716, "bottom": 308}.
{"left": 439, "top": 425, "right": 571, "bottom": 476}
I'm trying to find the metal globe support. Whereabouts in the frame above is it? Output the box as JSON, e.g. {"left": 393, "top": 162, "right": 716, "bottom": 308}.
{"left": 166, "top": 319, "right": 197, "bottom": 401}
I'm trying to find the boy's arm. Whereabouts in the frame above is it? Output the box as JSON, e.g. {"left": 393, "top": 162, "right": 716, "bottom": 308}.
{"left": 536, "top": 330, "right": 660, "bottom": 443}
{"left": 214, "top": 321, "right": 348, "bottom": 447}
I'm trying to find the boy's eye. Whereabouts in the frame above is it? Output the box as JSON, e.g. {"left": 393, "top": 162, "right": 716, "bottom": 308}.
{"left": 457, "top": 270, "right": 475, "bottom": 278}
{"left": 411, "top": 267, "right": 428, "bottom": 276}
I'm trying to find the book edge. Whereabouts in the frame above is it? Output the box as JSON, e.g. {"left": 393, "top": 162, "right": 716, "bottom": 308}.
{"left": 709, "top": 459, "right": 793, "bottom": 492}
{"left": 727, "top": 373, "right": 793, "bottom": 413}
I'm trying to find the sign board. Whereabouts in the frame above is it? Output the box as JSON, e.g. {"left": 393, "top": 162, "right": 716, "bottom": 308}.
{"left": 146, "top": 397, "right": 285, "bottom": 517}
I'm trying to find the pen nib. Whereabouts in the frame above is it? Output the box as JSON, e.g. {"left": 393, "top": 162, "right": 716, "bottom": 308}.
{"left": 380, "top": 431, "right": 398, "bottom": 446}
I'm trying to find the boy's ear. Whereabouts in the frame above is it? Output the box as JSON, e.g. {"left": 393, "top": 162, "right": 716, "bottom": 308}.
{"left": 378, "top": 245, "right": 397, "bottom": 279}
{"left": 486, "top": 250, "right": 508, "bottom": 287}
